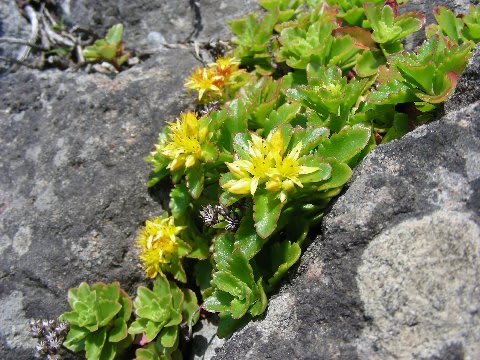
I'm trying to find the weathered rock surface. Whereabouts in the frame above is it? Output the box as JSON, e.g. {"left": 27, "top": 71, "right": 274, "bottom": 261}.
{"left": 59, "top": 0, "right": 260, "bottom": 50}
{"left": 0, "top": 49, "right": 199, "bottom": 359}
{"left": 210, "top": 45, "right": 480, "bottom": 360}
{"left": 0, "top": 0, "right": 30, "bottom": 59}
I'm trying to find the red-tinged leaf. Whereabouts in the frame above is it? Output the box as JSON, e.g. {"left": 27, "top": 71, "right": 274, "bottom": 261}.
{"left": 333, "top": 27, "right": 377, "bottom": 49}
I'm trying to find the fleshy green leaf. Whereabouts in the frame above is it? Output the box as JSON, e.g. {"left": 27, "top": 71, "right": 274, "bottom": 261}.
{"left": 253, "top": 189, "right": 285, "bottom": 238}
{"left": 169, "top": 184, "right": 190, "bottom": 219}
{"left": 203, "top": 290, "right": 235, "bottom": 313}
{"left": 186, "top": 163, "right": 204, "bottom": 199}
{"left": 105, "top": 24, "right": 124, "bottom": 45}
{"left": 234, "top": 207, "right": 265, "bottom": 259}
{"left": 96, "top": 300, "right": 122, "bottom": 328}
{"left": 268, "top": 241, "right": 302, "bottom": 288}
{"left": 63, "top": 325, "right": 89, "bottom": 351}
{"left": 108, "top": 318, "right": 128, "bottom": 343}
{"left": 85, "top": 328, "right": 107, "bottom": 360}
{"left": 316, "top": 124, "right": 371, "bottom": 162}
{"left": 212, "top": 271, "right": 250, "bottom": 299}
{"left": 99, "top": 342, "right": 116, "bottom": 360}
{"left": 159, "top": 326, "right": 179, "bottom": 348}
{"left": 182, "top": 289, "right": 199, "bottom": 326}
{"left": 127, "top": 318, "right": 149, "bottom": 335}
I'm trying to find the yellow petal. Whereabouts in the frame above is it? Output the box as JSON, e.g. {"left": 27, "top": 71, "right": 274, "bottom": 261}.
{"left": 226, "top": 161, "right": 250, "bottom": 178}
{"left": 185, "top": 155, "right": 196, "bottom": 168}
{"left": 265, "top": 179, "right": 281, "bottom": 192}
{"left": 282, "top": 179, "right": 296, "bottom": 191}
{"left": 279, "top": 191, "right": 287, "bottom": 203}
{"left": 250, "top": 177, "right": 259, "bottom": 195}
{"left": 267, "top": 128, "right": 285, "bottom": 156}
{"left": 288, "top": 142, "right": 303, "bottom": 160}
{"left": 168, "top": 157, "right": 185, "bottom": 171}
{"left": 223, "top": 178, "right": 251, "bottom": 194}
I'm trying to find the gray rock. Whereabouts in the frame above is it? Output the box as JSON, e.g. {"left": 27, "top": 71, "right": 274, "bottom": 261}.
{"left": 59, "top": 0, "right": 260, "bottom": 51}
{"left": 0, "top": 48, "right": 199, "bottom": 359}
{"left": 0, "top": 0, "right": 30, "bottom": 60}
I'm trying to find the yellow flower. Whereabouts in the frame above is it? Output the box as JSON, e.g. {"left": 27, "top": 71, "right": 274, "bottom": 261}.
{"left": 184, "top": 67, "right": 222, "bottom": 100}
{"left": 208, "top": 56, "right": 241, "bottom": 82}
{"left": 160, "top": 112, "right": 207, "bottom": 171}
{"left": 222, "top": 132, "right": 276, "bottom": 195}
{"left": 266, "top": 137, "right": 319, "bottom": 202}
{"left": 136, "top": 216, "right": 185, "bottom": 278}
{"left": 223, "top": 128, "right": 320, "bottom": 202}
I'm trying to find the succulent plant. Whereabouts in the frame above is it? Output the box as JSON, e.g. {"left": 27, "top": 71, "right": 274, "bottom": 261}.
{"left": 363, "top": 2, "right": 426, "bottom": 55}
{"left": 286, "top": 64, "right": 370, "bottom": 132}
{"left": 203, "top": 234, "right": 268, "bottom": 337}
{"left": 83, "top": 24, "right": 130, "bottom": 70}
{"left": 59, "top": 282, "right": 132, "bottom": 360}
{"left": 128, "top": 275, "right": 198, "bottom": 355}
{"left": 426, "top": 5, "right": 480, "bottom": 44}
{"left": 368, "top": 34, "right": 473, "bottom": 106}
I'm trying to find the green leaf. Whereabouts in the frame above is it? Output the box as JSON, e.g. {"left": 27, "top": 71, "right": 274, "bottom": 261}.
{"left": 226, "top": 251, "right": 255, "bottom": 287}
{"left": 68, "top": 282, "right": 92, "bottom": 308}
{"left": 316, "top": 124, "right": 371, "bottom": 162}
{"left": 433, "top": 6, "right": 462, "bottom": 43}
{"left": 96, "top": 300, "right": 122, "bottom": 328}
{"left": 169, "top": 184, "right": 190, "bottom": 219}
{"left": 253, "top": 190, "right": 285, "bottom": 239}
{"left": 117, "top": 289, "right": 132, "bottom": 322}
{"left": 201, "top": 142, "right": 218, "bottom": 162}
{"left": 186, "top": 163, "right": 204, "bottom": 199}
{"left": 315, "top": 159, "right": 353, "bottom": 192}
{"left": 234, "top": 207, "right": 265, "bottom": 259}
{"left": 268, "top": 241, "right": 302, "bottom": 288}
{"left": 249, "top": 279, "right": 268, "bottom": 317}
{"left": 127, "top": 318, "right": 149, "bottom": 335}
{"left": 212, "top": 271, "right": 250, "bottom": 299}
{"left": 232, "top": 133, "right": 252, "bottom": 160}
{"left": 159, "top": 326, "right": 179, "bottom": 348}
{"left": 85, "top": 328, "right": 107, "bottom": 360}
{"left": 368, "top": 79, "right": 415, "bottom": 104}
{"left": 218, "top": 100, "right": 249, "bottom": 152}
{"left": 298, "top": 158, "right": 332, "bottom": 184}
{"left": 145, "top": 320, "right": 163, "bottom": 342}
{"left": 217, "top": 313, "right": 250, "bottom": 339}
{"left": 264, "top": 102, "right": 301, "bottom": 135}
{"left": 356, "top": 49, "right": 386, "bottom": 77}
{"left": 182, "top": 289, "right": 199, "bottom": 326}
{"left": 203, "top": 290, "right": 235, "bottom": 313}
{"left": 105, "top": 24, "right": 124, "bottom": 45}
{"left": 59, "top": 311, "right": 81, "bottom": 326}
{"left": 63, "top": 325, "right": 89, "bottom": 351}
{"left": 99, "top": 341, "right": 116, "bottom": 360}
{"left": 382, "top": 113, "right": 409, "bottom": 143}
{"left": 213, "top": 233, "right": 235, "bottom": 270}
{"left": 91, "top": 282, "right": 120, "bottom": 303}
{"left": 147, "top": 167, "right": 169, "bottom": 187}
{"left": 230, "top": 297, "right": 251, "bottom": 319}
{"left": 108, "top": 318, "right": 128, "bottom": 343}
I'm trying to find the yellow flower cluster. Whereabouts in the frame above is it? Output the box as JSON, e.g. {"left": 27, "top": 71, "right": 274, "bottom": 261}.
{"left": 184, "top": 56, "right": 242, "bottom": 101}
{"left": 151, "top": 112, "right": 208, "bottom": 172}
{"left": 136, "top": 216, "right": 185, "bottom": 278}
{"left": 222, "top": 129, "right": 320, "bottom": 202}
